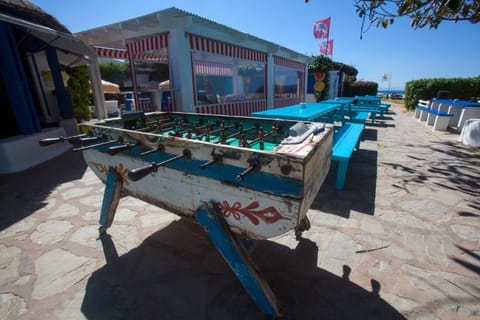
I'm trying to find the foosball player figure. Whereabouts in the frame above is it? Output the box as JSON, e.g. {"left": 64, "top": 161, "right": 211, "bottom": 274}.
{"left": 239, "top": 134, "right": 248, "bottom": 148}
{"left": 258, "top": 128, "right": 265, "bottom": 150}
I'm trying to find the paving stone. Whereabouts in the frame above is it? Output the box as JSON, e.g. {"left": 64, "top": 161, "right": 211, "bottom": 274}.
{"left": 384, "top": 243, "right": 414, "bottom": 261}
{"left": 82, "top": 210, "right": 101, "bottom": 222}
{"left": 354, "top": 233, "right": 391, "bottom": 251}
{"left": 424, "top": 234, "right": 447, "bottom": 264}
{"left": 140, "top": 212, "right": 179, "bottom": 228}
{"left": 402, "top": 264, "right": 479, "bottom": 317}
{"left": 30, "top": 220, "right": 73, "bottom": 245}
{"left": 53, "top": 290, "right": 88, "bottom": 320}
{"left": 377, "top": 209, "right": 436, "bottom": 230}
{"left": 61, "top": 188, "right": 93, "bottom": 200}
{"left": 450, "top": 224, "right": 480, "bottom": 242}
{"left": 367, "top": 258, "right": 392, "bottom": 277}
{"left": 115, "top": 208, "right": 137, "bottom": 222}
{"left": 48, "top": 203, "right": 79, "bottom": 218}
{"left": 309, "top": 210, "right": 347, "bottom": 227}
{"left": 381, "top": 293, "right": 438, "bottom": 320}
{"left": 70, "top": 225, "right": 102, "bottom": 250}
{"left": 360, "top": 217, "right": 385, "bottom": 234}
{"left": 396, "top": 199, "right": 449, "bottom": 220}
{"left": 77, "top": 194, "right": 104, "bottom": 207}
{"left": 32, "top": 248, "right": 97, "bottom": 300}
{"left": 0, "top": 293, "right": 28, "bottom": 320}
{"left": 0, "top": 217, "right": 37, "bottom": 239}
{"left": 108, "top": 225, "right": 140, "bottom": 255}
{"left": 0, "top": 245, "right": 21, "bottom": 285}
{"left": 12, "top": 275, "right": 31, "bottom": 286}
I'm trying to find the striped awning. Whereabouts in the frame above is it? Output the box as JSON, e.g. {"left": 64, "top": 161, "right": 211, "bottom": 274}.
{"left": 274, "top": 56, "right": 305, "bottom": 71}
{"left": 94, "top": 47, "right": 128, "bottom": 59}
{"left": 127, "top": 33, "right": 169, "bottom": 54}
{"left": 187, "top": 34, "right": 266, "bottom": 62}
{"left": 194, "top": 62, "right": 234, "bottom": 76}
{"left": 93, "top": 33, "right": 169, "bottom": 62}
{"left": 93, "top": 46, "right": 168, "bottom": 63}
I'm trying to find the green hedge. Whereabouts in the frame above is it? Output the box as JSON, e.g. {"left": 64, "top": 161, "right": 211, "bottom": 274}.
{"left": 343, "top": 81, "right": 378, "bottom": 97}
{"left": 404, "top": 77, "right": 480, "bottom": 110}
{"left": 67, "top": 66, "right": 91, "bottom": 121}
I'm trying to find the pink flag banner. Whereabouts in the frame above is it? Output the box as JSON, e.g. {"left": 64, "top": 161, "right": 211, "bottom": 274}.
{"left": 313, "top": 17, "right": 331, "bottom": 39}
{"left": 320, "top": 40, "right": 333, "bottom": 55}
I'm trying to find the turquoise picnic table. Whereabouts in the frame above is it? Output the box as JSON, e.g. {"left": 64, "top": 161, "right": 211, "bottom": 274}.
{"left": 251, "top": 102, "right": 364, "bottom": 190}
{"left": 321, "top": 97, "right": 389, "bottom": 122}
{"left": 250, "top": 102, "right": 342, "bottom": 122}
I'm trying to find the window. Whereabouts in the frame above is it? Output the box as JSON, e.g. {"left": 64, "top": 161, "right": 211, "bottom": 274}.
{"left": 274, "top": 64, "right": 304, "bottom": 99}
{"left": 191, "top": 51, "right": 265, "bottom": 105}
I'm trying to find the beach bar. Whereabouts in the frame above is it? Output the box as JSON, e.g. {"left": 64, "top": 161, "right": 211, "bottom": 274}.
{"left": 75, "top": 7, "right": 312, "bottom": 118}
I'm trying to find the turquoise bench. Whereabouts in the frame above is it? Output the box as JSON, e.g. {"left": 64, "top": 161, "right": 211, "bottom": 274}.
{"left": 347, "top": 105, "right": 382, "bottom": 122}
{"left": 332, "top": 122, "right": 365, "bottom": 190}
{"left": 380, "top": 103, "right": 391, "bottom": 113}
{"left": 349, "top": 111, "right": 369, "bottom": 124}
{"left": 351, "top": 103, "right": 388, "bottom": 116}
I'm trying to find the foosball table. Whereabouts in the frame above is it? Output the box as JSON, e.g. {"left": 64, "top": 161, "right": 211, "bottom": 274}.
{"left": 40, "top": 111, "right": 333, "bottom": 317}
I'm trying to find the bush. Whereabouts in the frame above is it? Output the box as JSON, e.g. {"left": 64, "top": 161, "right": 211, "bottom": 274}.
{"left": 404, "top": 77, "right": 480, "bottom": 110}
{"left": 343, "top": 81, "right": 378, "bottom": 97}
{"left": 67, "top": 65, "right": 91, "bottom": 121}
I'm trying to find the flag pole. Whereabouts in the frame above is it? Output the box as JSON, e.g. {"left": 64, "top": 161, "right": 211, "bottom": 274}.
{"left": 388, "top": 72, "right": 392, "bottom": 92}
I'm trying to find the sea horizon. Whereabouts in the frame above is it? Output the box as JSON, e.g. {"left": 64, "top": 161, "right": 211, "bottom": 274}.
{"left": 378, "top": 89, "right": 405, "bottom": 95}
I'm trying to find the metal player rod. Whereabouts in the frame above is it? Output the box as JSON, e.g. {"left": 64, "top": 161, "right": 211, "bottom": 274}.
{"left": 128, "top": 149, "right": 192, "bottom": 181}
{"left": 248, "top": 129, "right": 272, "bottom": 146}
{"left": 199, "top": 154, "right": 223, "bottom": 169}
{"left": 164, "top": 120, "right": 202, "bottom": 136}
{"left": 38, "top": 133, "right": 87, "bottom": 146}
{"left": 72, "top": 138, "right": 123, "bottom": 152}
{"left": 215, "top": 124, "right": 259, "bottom": 143}
{"left": 195, "top": 123, "right": 215, "bottom": 140}
{"left": 197, "top": 122, "right": 238, "bottom": 139}
{"left": 106, "top": 143, "right": 137, "bottom": 155}
{"left": 236, "top": 160, "right": 261, "bottom": 181}
{"left": 140, "top": 144, "right": 165, "bottom": 156}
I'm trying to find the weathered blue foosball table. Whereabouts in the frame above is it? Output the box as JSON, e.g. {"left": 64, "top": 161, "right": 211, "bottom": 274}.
{"left": 40, "top": 111, "right": 333, "bottom": 317}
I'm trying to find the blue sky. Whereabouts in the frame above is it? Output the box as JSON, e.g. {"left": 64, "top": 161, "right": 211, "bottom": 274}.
{"left": 31, "top": 0, "right": 480, "bottom": 90}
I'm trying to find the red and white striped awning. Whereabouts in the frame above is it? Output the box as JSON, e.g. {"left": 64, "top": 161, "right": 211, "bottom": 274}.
{"left": 274, "top": 56, "right": 305, "bottom": 71}
{"left": 127, "top": 33, "right": 169, "bottom": 54}
{"left": 93, "top": 46, "right": 168, "bottom": 62}
{"left": 93, "top": 33, "right": 169, "bottom": 62}
{"left": 194, "top": 62, "right": 234, "bottom": 76}
{"left": 187, "top": 34, "right": 266, "bottom": 62}
{"left": 93, "top": 47, "right": 129, "bottom": 59}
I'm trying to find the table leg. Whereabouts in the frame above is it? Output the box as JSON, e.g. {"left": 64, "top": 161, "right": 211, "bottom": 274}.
{"left": 99, "top": 167, "right": 123, "bottom": 233}
{"left": 195, "top": 202, "right": 281, "bottom": 318}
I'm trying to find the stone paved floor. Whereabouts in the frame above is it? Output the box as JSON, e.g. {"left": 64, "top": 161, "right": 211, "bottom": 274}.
{"left": 1, "top": 103, "right": 479, "bottom": 320}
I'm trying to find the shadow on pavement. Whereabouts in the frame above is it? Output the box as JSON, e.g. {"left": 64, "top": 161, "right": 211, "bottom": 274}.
{"left": 452, "top": 245, "right": 480, "bottom": 276}
{"left": 312, "top": 148, "right": 378, "bottom": 218}
{"left": 381, "top": 140, "right": 480, "bottom": 208}
{"left": 0, "top": 151, "right": 87, "bottom": 231}
{"left": 81, "top": 219, "right": 404, "bottom": 320}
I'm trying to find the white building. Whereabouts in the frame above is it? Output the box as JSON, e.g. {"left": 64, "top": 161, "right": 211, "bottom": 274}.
{"left": 76, "top": 7, "right": 312, "bottom": 118}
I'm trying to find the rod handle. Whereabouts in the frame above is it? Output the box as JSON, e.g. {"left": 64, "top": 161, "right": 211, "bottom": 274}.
{"left": 106, "top": 144, "right": 133, "bottom": 155}
{"left": 128, "top": 163, "right": 158, "bottom": 181}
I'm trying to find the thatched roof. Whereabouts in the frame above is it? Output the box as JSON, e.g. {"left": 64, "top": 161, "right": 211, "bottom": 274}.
{"left": 0, "top": 0, "right": 70, "bottom": 33}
